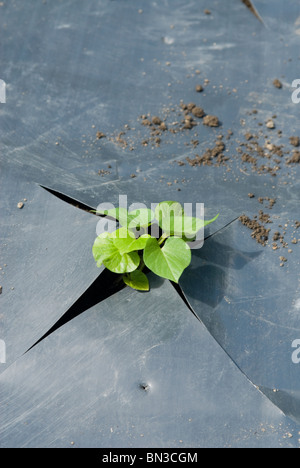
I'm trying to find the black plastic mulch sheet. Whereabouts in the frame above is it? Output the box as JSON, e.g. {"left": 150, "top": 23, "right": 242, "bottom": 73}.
{"left": 0, "top": 275, "right": 299, "bottom": 448}
{"left": 0, "top": 0, "right": 300, "bottom": 447}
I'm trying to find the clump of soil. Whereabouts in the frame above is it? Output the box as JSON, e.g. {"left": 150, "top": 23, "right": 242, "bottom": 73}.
{"left": 273, "top": 79, "right": 283, "bottom": 89}
{"left": 203, "top": 115, "right": 220, "bottom": 127}
{"left": 289, "top": 136, "right": 300, "bottom": 147}
{"left": 152, "top": 116, "right": 162, "bottom": 126}
{"left": 286, "top": 151, "right": 300, "bottom": 164}
{"left": 96, "top": 131, "right": 106, "bottom": 139}
{"left": 192, "top": 106, "right": 205, "bottom": 118}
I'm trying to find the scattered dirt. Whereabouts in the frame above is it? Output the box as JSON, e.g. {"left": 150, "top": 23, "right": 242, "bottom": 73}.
{"left": 257, "top": 197, "right": 276, "bottom": 209}
{"left": 98, "top": 168, "right": 111, "bottom": 177}
{"left": 239, "top": 214, "right": 270, "bottom": 246}
{"left": 186, "top": 137, "right": 228, "bottom": 167}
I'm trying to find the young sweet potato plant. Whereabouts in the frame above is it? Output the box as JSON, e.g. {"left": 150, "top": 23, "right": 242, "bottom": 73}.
{"left": 92, "top": 201, "right": 218, "bottom": 291}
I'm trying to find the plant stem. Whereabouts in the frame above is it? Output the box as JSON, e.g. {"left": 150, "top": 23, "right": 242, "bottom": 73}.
{"left": 158, "top": 232, "right": 169, "bottom": 246}
{"left": 138, "top": 258, "right": 145, "bottom": 272}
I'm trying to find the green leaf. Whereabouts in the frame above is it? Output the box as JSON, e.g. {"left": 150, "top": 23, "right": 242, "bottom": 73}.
{"left": 113, "top": 233, "right": 151, "bottom": 255}
{"left": 160, "top": 213, "right": 220, "bottom": 237}
{"left": 123, "top": 270, "right": 150, "bottom": 291}
{"left": 103, "top": 250, "right": 140, "bottom": 274}
{"left": 92, "top": 232, "right": 117, "bottom": 267}
{"left": 92, "top": 230, "right": 140, "bottom": 273}
{"left": 109, "top": 228, "right": 150, "bottom": 254}
{"left": 110, "top": 227, "right": 136, "bottom": 240}
{"left": 160, "top": 215, "right": 201, "bottom": 237}
{"left": 203, "top": 213, "right": 219, "bottom": 227}
{"left": 143, "top": 237, "right": 191, "bottom": 283}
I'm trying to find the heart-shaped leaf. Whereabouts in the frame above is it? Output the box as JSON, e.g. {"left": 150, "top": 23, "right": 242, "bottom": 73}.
{"left": 92, "top": 232, "right": 117, "bottom": 267}
{"left": 103, "top": 250, "right": 140, "bottom": 274}
{"left": 143, "top": 237, "right": 191, "bottom": 283}
{"left": 92, "top": 230, "right": 140, "bottom": 274}
{"left": 123, "top": 270, "right": 149, "bottom": 291}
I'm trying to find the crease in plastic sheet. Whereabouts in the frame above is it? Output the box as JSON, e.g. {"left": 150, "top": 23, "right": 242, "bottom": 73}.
{"left": 250, "top": 0, "right": 300, "bottom": 32}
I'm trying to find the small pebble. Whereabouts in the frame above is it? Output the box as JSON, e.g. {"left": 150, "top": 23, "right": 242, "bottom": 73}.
{"left": 266, "top": 120, "right": 275, "bottom": 129}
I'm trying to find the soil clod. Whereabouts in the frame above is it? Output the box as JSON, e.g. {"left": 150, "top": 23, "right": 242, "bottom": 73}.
{"left": 273, "top": 79, "right": 283, "bottom": 89}
{"left": 203, "top": 115, "right": 220, "bottom": 127}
